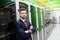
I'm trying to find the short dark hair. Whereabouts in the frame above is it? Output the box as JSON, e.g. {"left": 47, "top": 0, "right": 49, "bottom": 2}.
{"left": 18, "top": 8, "right": 27, "bottom": 13}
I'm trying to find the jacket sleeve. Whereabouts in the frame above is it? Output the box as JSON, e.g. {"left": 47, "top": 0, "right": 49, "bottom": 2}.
{"left": 29, "top": 22, "right": 37, "bottom": 34}
{"left": 31, "top": 27, "right": 37, "bottom": 34}
{"left": 16, "top": 22, "right": 29, "bottom": 38}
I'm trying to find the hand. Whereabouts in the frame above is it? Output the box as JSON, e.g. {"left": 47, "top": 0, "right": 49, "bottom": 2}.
{"left": 28, "top": 30, "right": 32, "bottom": 33}
{"left": 30, "top": 26, "right": 33, "bottom": 30}
{"left": 25, "top": 30, "right": 29, "bottom": 33}
{"left": 25, "top": 30, "right": 32, "bottom": 33}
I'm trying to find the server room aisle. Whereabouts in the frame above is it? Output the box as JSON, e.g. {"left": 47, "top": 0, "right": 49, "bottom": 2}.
{"left": 47, "top": 24, "right": 60, "bottom": 40}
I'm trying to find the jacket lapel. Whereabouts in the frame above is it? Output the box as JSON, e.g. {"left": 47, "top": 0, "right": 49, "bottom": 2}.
{"left": 19, "top": 19, "right": 28, "bottom": 29}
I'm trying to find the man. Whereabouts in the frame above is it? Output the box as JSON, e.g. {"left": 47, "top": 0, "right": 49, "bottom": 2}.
{"left": 16, "top": 8, "right": 36, "bottom": 40}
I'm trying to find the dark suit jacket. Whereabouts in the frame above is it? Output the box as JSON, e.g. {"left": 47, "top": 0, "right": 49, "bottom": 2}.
{"left": 16, "top": 19, "right": 36, "bottom": 40}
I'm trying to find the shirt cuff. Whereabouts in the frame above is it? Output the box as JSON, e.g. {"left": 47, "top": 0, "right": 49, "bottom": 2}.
{"left": 25, "top": 31, "right": 28, "bottom": 33}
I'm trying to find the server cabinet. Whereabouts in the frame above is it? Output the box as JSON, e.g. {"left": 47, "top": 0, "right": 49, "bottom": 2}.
{"left": 0, "top": 4, "right": 17, "bottom": 40}
{"left": 30, "top": 6, "right": 38, "bottom": 40}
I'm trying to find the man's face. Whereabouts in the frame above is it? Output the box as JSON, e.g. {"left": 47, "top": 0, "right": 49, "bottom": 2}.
{"left": 20, "top": 10, "right": 27, "bottom": 19}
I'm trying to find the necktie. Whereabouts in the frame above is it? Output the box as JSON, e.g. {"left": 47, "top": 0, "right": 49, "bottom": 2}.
{"left": 24, "top": 21, "right": 31, "bottom": 40}
{"left": 24, "top": 21, "right": 28, "bottom": 28}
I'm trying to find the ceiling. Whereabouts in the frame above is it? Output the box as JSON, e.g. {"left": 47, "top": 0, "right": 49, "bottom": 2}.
{"left": 0, "top": 0, "right": 60, "bottom": 9}
{"left": 44, "top": 0, "right": 60, "bottom": 8}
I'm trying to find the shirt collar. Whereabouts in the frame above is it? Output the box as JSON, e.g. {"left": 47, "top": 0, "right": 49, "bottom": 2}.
{"left": 20, "top": 17, "right": 26, "bottom": 22}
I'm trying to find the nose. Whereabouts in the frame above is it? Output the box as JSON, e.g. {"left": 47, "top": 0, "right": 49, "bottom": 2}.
{"left": 24, "top": 13, "right": 26, "bottom": 15}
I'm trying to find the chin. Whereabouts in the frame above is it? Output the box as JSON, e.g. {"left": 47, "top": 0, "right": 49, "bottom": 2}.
{"left": 22, "top": 17, "right": 26, "bottom": 19}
